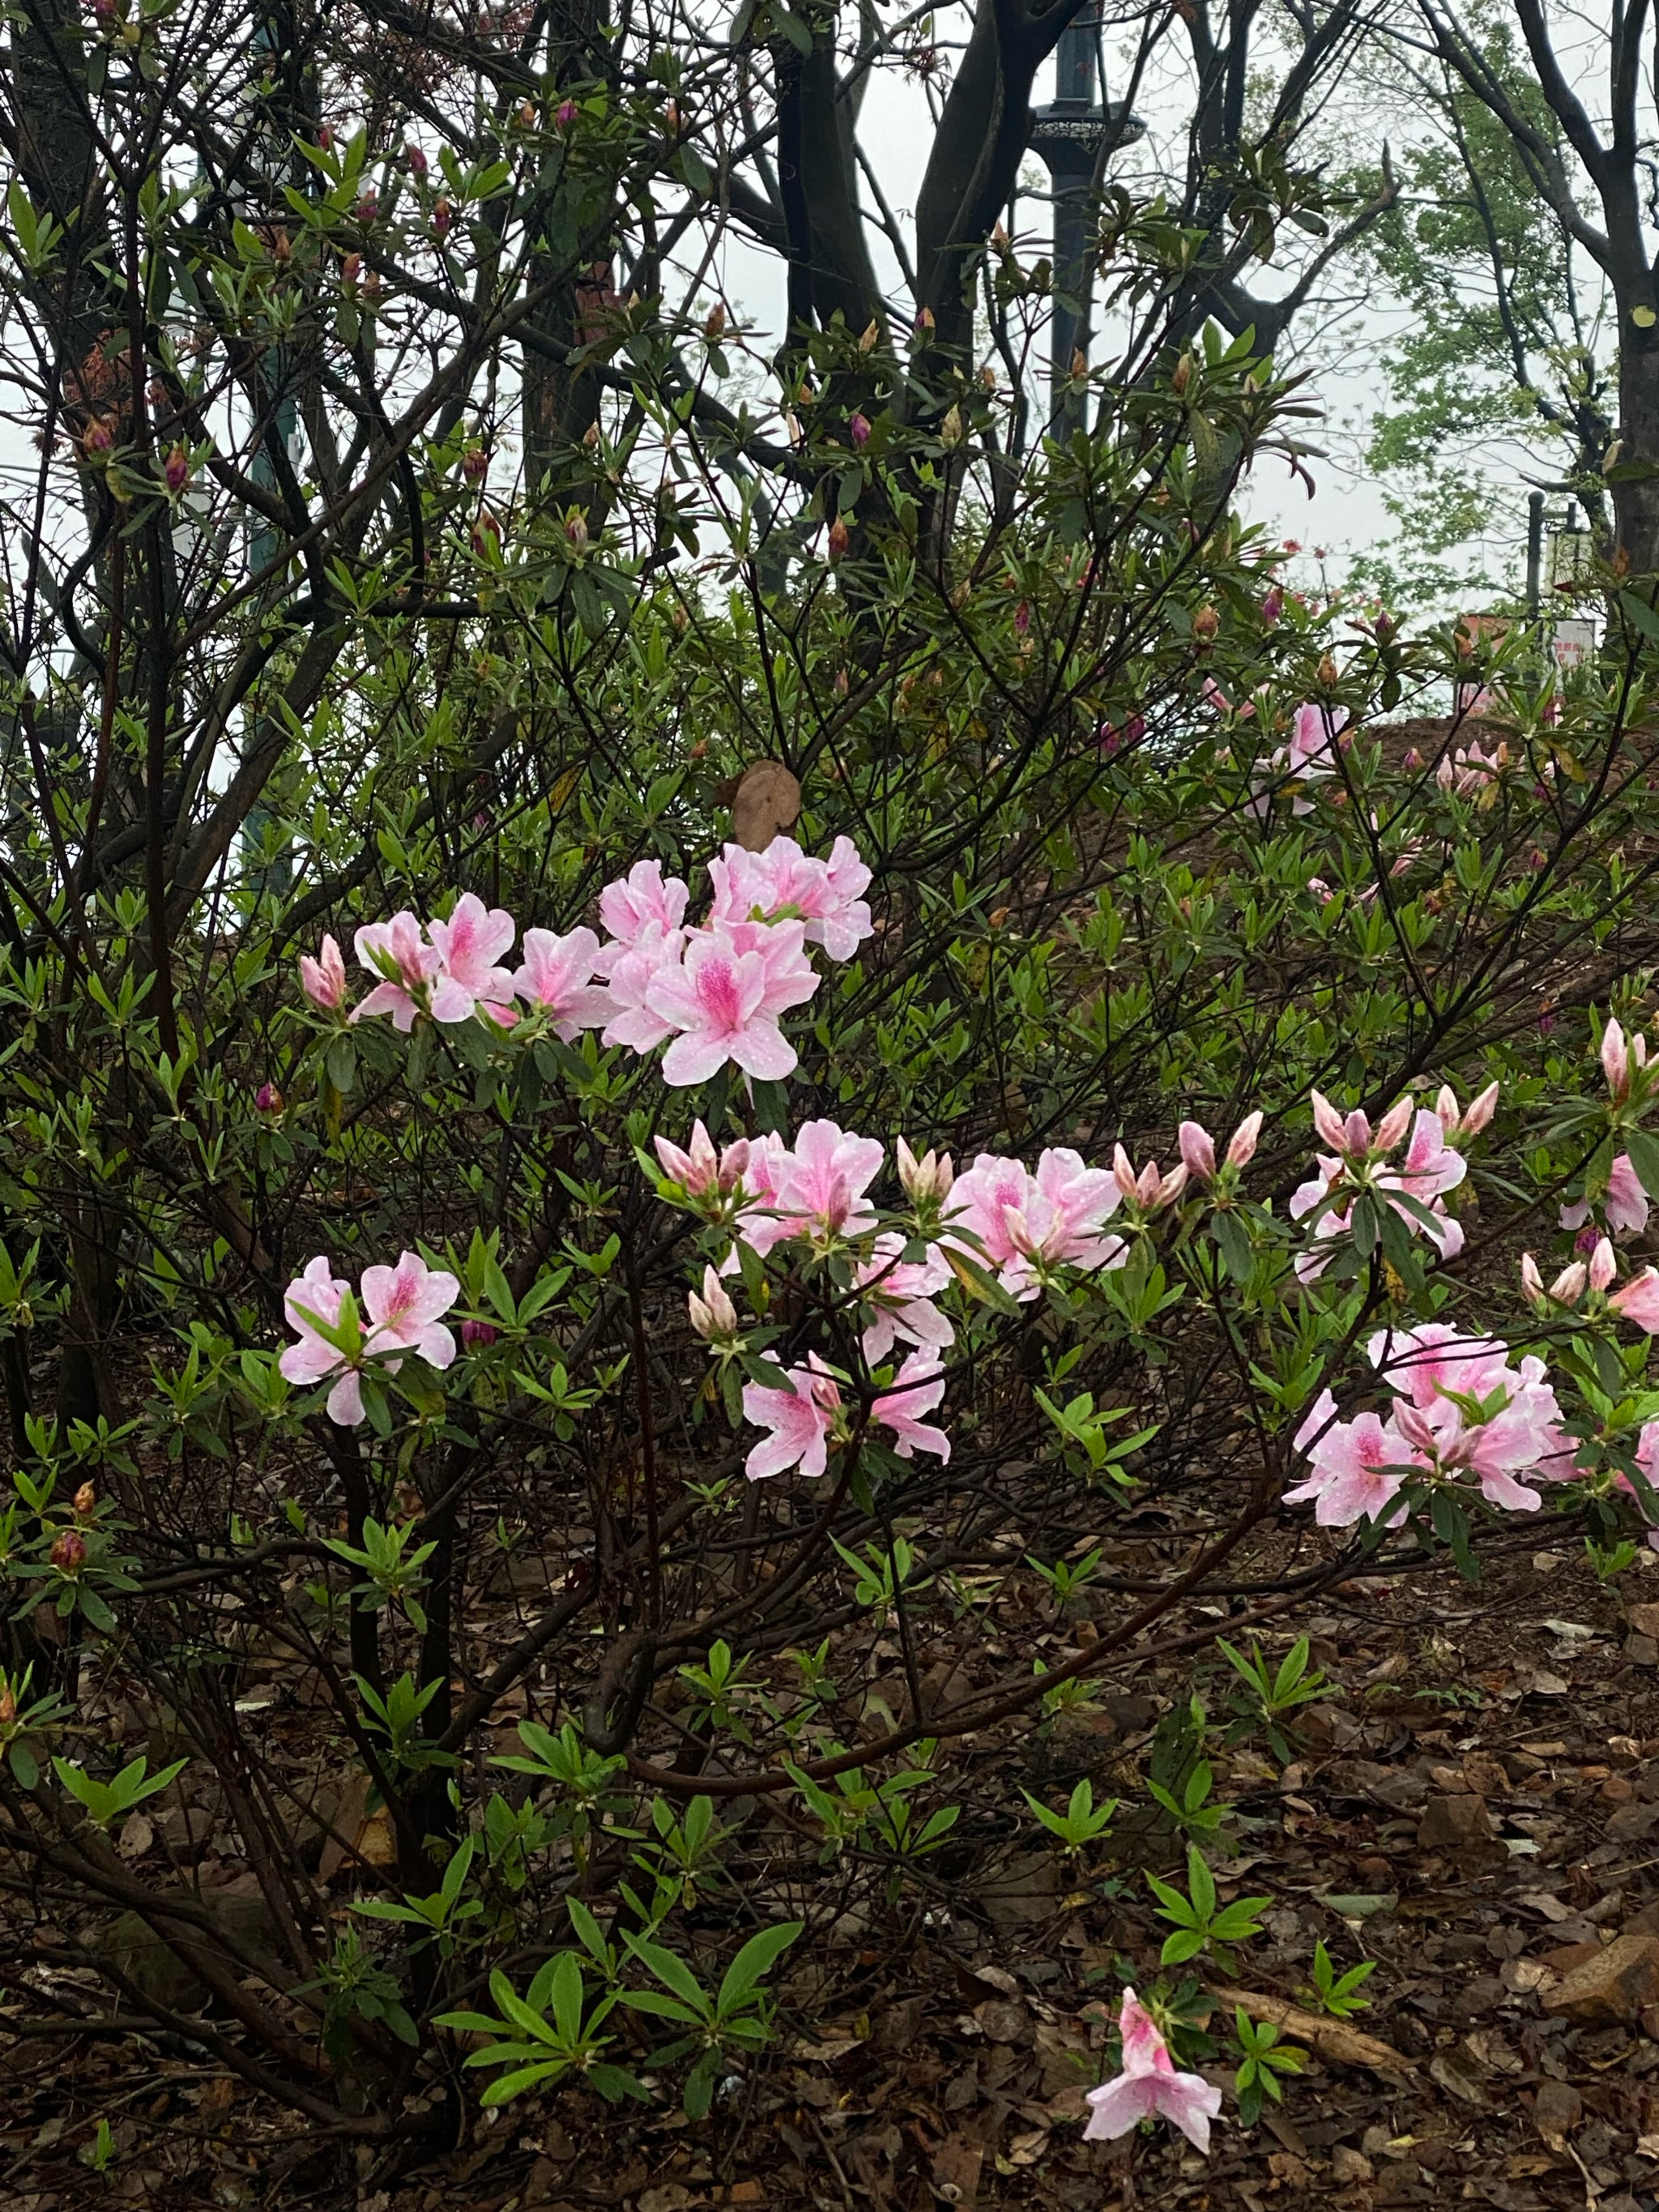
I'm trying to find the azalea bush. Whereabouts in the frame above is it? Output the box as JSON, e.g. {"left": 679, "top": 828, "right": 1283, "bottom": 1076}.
{"left": 7, "top": 24, "right": 1659, "bottom": 2173}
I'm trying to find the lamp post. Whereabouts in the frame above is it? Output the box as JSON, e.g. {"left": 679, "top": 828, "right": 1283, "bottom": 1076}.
{"left": 1028, "top": 11, "right": 1145, "bottom": 437}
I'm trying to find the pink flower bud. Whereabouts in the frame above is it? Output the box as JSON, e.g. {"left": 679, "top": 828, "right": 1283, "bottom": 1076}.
{"left": 1309, "top": 1091, "right": 1347, "bottom": 1151}
{"left": 298, "top": 933, "right": 348, "bottom": 1012}
{"left": 164, "top": 443, "right": 189, "bottom": 493}
{"left": 83, "top": 418, "right": 113, "bottom": 459}
{"left": 1013, "top": 600, "right": 1030, "bottom": 635}
{"left": 50, "top": 1528, "right": 87, "bottom": 1574}
{"left": 255, "top": 1082, "right": 283, "bottom": 1115}
{"left": 433, "top": 197, "right": 453, "bottom": 238}
{"left": 1261, "top": 585, "right": 1283, "bottom": 625}
{"left": 1124, "top": 713, "right": 1146, "bottom": 747}
{"left": 463, "top": 444, "right": 488, "bottom": 482}
{"left": 1342, "top": 1108, "right": 1373, "bottom": 1157}
{"left": 850, "top": 412, "right": 871, "bottom": 449}
{"left": 406, "top": 143, "right": 428, "bottom": 175}
{"left": 1177, "top": 1121, "right": 1216, "bottom": 1181}
{"left": 1111, "top": 1143, "right": 1137, "bottom": 1199}
{"left": 1373, "top": 1096, "right": 1413, "bottom": 1152}
{"left": 1549, "top": 1260, "right": 1588, "bottom": 1305}
{"left": 354, "top": 190, "right": 378, "bottom": 226}
{"left": 827, "top": 517, "right": 850, "bottom": 561}
{"left": 1520, "top": 1252, "right": 1544, "bottom": 1307}
{"left": 1435, "top": 1084, "right": 1458, "bottom": 1134}
{"left": 565, "top": 511, "right": 589, "bottom": 550}
{"left": 689, "top": 1266, "right": 739, "bottom": 1343}
{"left": 1157, "top": 1161, "right": 1190, "bottom": 1207}
{"left": 73, "top": 1482, "right": 96, "bottom": 1518}
{"left": 1225, "top": 1111, "right": 1262, "bottom": 1168}
{"left": 1462, "top": 1080, "right": 1499, "bottom": 1135}
{"left": 897, "top": 1137, "right": 953, "bottom": 1203}
{"left": 461, "top": 1318, "right": 498, "bottom": 1349}
{"left": 1590, "top": 1236, "right": 1617, "bottom": 1293}
{"left": 1402, "top": 745, "right": 1422, "bottom": 771}
{"left": 556, "top": 99, "right": 579, "bottom": 130}
{"left": 1394, "top": 1400, "right": 1438, "bottom": 1452}
{"left": 341, "top": 251, "right": 362, "bottom": 284}
{"left": 316, "top": 122, "right": 335, "bottom": 152}
{"left": 1135, "top": 1159, "right": 1162, "bottom": 1206}
{"left": 1603, "top": 1017, "right": 1631, "bottom": 1100}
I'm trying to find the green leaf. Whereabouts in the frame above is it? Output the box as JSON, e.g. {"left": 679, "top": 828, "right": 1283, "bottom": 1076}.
{"left": 717, "top": 1921, "right": 801, "bottom": 2014}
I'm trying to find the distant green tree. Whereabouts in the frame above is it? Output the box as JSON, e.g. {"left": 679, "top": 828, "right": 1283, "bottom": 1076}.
{"left": 1345, "top": 17, "right": 1613, "bottom": 608}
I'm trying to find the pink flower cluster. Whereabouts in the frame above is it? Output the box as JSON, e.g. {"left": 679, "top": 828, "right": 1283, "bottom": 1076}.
{"left": 742, "top": 1349, "right": 949, "bottom": 1480}
{"left": 1246, "top": 702, "right": 1347, "bottom": 818}
{"left": 1291, "top": 1083, "right": 1495, "bottom": 1278}
{"left": 1286, "top": 1324, "right": 1571, "bottom": 1527}
{"left": 296, "top": 835, "right": 873, "bottom": 1088}
{"left": 279, "top": 1250, "right": 460, "bottom": 1425}
{"left": 945, "top": 1147, "right": 1127, "bottom": 1300}
{"left": 658, "top": 1121, "right": 1157, "bottom": 1479}
{"left": 1436, "top": 737, "right": 1503, "bottom": 796}
{"left": 1559, "top": 1151, "right": 1648, "bottom": 1237}
{"left": 1082, "top": 1988, "right": 1221, "bottom": 2153}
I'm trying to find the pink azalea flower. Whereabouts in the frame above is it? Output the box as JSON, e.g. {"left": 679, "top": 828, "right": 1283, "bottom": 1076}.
{"left": 426, "top": 893, "right": 517, "bottom": 1023}
{"left": 1082, "top": 1989, "right": 1223, "bottom": 2154}
{"left": 359, "top": 1249, "right": 460, "bottom": 1366}
{"left": 872, "top": 1348, "right": 951, "bottom": 1460}
{"left": 740, "top": 1357, "right": 842, "bottom": 1480}
{"left": 1247, "top": 703, "right": 1346, "bottom": 818}
{"left": 768, "top": 1120, "right": 885, "bottom": 1244}
{"left": 600, "top": 922, "right": 684, "bottom": 1052}
{"left": 858, "top": 1234, "right": 954, "bottom": 1362}
{"left": 278, "top": 1257, "right": 365, "bottom": 1426}
{"left": 279, "top": 1252, "right": 459, "bottom": 1426}
{"left": 1292, "top": 1105, "right": 1467, "bottom": 1279}
{"left": 513, "top": 925, "right": 612, "bottom": 1039}
{"left": 1282, "top": 1407, "right": 1419, "bottom": 1526}
{"left": 353, "top": 912, "right": 439, "bottom": 1031}
{"left": 1363, "top": 1323, "right": 1562, "bottom": 1511}
{"left": 709, "top": 835, "right": 874, "bottom": 961}
{"left": 299, "top": 933, "right": 348, "bottom": 1012}
{"left": 945, "top": 1148, "right": 1124, "bottom": 1299}
{"left": 598, "top": 859, "right": 689, "bottom": 948}
{"left": 1561, "top": 1153, "right": 1649, "bottom": 1236}
{"left": 1612, "top": 1268, "right": 1659, "bottom": 1331}
{"left": 645, "top": 920, "right": 818, "bottom": 1085}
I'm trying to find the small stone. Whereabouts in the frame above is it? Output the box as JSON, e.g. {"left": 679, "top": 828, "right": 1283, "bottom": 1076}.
{"left": 1533, "top": 2078, "right": 1582, "bottom": 2143}
{"left": 1601, "top": 1775, "right": 1637, "bottom": 1804}
{"left": 1542, "top": 1932, "right": 1659, "bottom": 2025}
{"left": 1418, "top": 1792, "right": 1495, "bottom": 1850}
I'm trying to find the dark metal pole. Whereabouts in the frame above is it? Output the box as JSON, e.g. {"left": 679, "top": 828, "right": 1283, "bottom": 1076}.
{"left": 1027, "top": 15, "right": 1145, "bottom": 441}
{"left": 1048, "top": 15, "right": 1095, "bottom": 437}
{"left": 1526, "top": 489, "right": 1545, "bottom": 620}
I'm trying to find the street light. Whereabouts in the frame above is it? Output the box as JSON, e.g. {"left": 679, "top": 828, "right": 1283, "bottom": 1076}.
{"left": 1525, "top": 487, "right": 1593, "bottom": 615}
{"left": 1028, "top": 11, "right": 1145, "bottom": 437}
